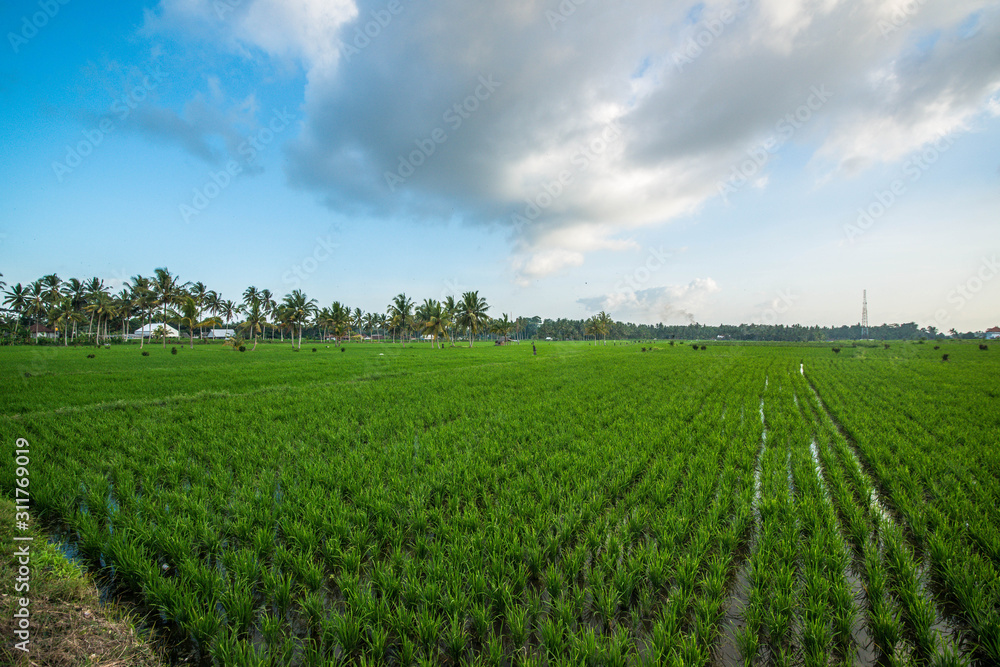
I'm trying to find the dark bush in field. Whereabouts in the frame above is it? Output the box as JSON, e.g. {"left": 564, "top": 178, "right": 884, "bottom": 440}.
{"left": 832, "top": 348, "right": 841, "bottom": 353}
{"left": 942, "top": 354, "right": 949, "bottom": 362}
{"left": 312, "top": 348, "right": 317, "bottom": 352}
{"left": 979, "top": 344, "right": 988, "bottom": 351}
{"left": 239, "top": 346, "right": 246, "bottom": 352}
{"left": 700, "top": 345, "right": 706, "bottom": 350}
{"left": 934, "top": 346, "right": 940, "bottom": 350}
{"left": 641, "top": 347, "right": 646, "bottom": 352}
{"left": 884, "top": 344, "right": 890, "bottom": 349}
{"left": 341, "top": 347, "right": 346, "bottom": 352}
{"left": 171, "top": 347, "right": 178, "bottom": 355}
{"left": 141, "top": 351, "right": 149, "bottom": 357}
{"left": 86, "top": 353, "right": 95, "bottom": 358}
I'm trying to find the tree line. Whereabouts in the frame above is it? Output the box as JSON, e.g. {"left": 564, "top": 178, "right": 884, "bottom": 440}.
{"left": 1, "top": 270, "right": 980, "bottom": 348}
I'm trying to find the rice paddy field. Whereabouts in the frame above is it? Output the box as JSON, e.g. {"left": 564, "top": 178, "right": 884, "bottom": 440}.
{"left": 2, "top": 340, "right": 998, "bottom": 666}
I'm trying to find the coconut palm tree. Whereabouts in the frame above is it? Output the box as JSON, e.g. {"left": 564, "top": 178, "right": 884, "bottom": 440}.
{"left": 281, "top": 290, "right": 317, "bottom": 349}
{"left": 493, "top": 313, "right": 515, "bottom": 342}
{"left": 387, "top": 293, "right": 414, "bottom": 345}
{"left": 457, "top": 291, "right": 490, "bottom": 347}
{"left": 3, "top": 283, "right": 28, "bottom": 323}
{"left": 420, "top": 299, "right": 451, "bottom": 349}
{"left": 114, "top": 288, "right": 134, "bottom": 341}
{"left": 189, "top": 281, "right": 210, "bottom": 340}
{"left": 239, "top": 297, "right": 265, "bottom": 350}
{"left": 219, "top": 300, "right": 238, "bottom": 329}
{"left": 65, "top": 278, "right": 87, "bottom": 338}
{"left": 329, "top": 301, "right": 351, "bottom": 342}
{"left": 82, "top": 277, "right": 107, "bottom": 340}
{"left": 177, "top": 296, "right": 220, "bottom": 349}
{"left": 152, "top": 268, "right": 187, "bottom": 349}
{"left": 351, "top": 307, "right": 364, "bottom": 342}
{"left": 25, "top": 281, "right": 47, "bottom": 342}
{"left": 49, "top": 297, "right": 76, "bottom": 346}
{"left": 40, "top": 274, "right": 63, "bottom": 310}
{"left": 85, "top": 290, "right": 114, "bottom": 346}
{"left": 595, "top": 310, "right": 612, "bottom": 345}
{"left": 363, "top": 312, "right": 379, "bottom": 342}
{"left": 259, "top": 289, "right": 274, "bottom": 341}
{"left": 129, "top": 276, "right": 156, "bottom": 349}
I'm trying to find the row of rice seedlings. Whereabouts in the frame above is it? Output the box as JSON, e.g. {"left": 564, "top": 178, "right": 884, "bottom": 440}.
{"left": 805, "top": 366, "right": 992, "bottom": 661}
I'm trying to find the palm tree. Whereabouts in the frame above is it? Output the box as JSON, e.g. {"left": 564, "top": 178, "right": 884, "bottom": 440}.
{"left": 65, "top": 278, "right": 87, "bottom": 339}
{"left": 177, "top": 296, "right": 220, "bottom": 349}
{"left": 114, "top": 288, "right": 134, "bottom": 341}
{"left": 3, "top": 283, "right": 28, "bottom": 323}
{"left": 49, "top": 297, "right": 75, "bottom": 346}
{"left": 493, "top": 313, "right": 514, "bottom": 342}
{"left": 40, "top": 274, "right": 63, "bottom": 310}
{"left": 239, "top": 297, "right": 266, "bottom": 351}
{"left": 220, "top": 300, "right": 238, "bottom": 328}
{"left": 129, "top": 276, "right": 156, "bottom": 348}
{"left": 82, "top": 277, "right": 106, "bottom": 340}
{"left": 595, "top": 311, "right": 612, "bottom": 345}
{"left": 281, "top": 290, "right": 318, "bottom": 349}
{"left": 330, "top": 301, "right": 351, "bottom": 342}
{"left": 387, "top": 293, "right": 414, "bottom": 345}
{"left": 363, "top": 312, "right": 379, "bottom": 342}
{"left": 26, "top": 281, "right": 47, "bottom": 342}
{"left": 352, "top": 307, "right": 364, "bottom": 343}
{"left": 189, "top": 281, "right": 210, "bottom": 340}
{"left": 457, "top": 291, "right": 490, "bottom": 347}
{"left": 85, "top": 291, "right": 114, "bottom": 346}
{"left": 152, "top": 268, "right": 186, "bottom": 349}
{"left": 259, "top": 289, "right": 274, "bottom": 341}
{"left": 420, "top": 299, "right": 451, "bottom": 349}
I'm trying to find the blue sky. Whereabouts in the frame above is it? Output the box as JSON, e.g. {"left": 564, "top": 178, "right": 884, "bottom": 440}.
{"left": 2, "top": 0, "right": 999, "bottom": 330}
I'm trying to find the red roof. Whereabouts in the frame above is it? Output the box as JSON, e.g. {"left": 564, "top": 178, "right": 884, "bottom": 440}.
{"left": 987, "top": 326, "right": 1000, "bottom": 333}
{"left": 29, "top": 324, "right": 53, "bottom": 333}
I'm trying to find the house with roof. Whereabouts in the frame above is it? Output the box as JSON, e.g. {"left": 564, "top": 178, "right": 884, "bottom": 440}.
{"left": 29, "top": 323, "right": 56, "bottom": 339}
{"left": 203, "top": 329, "right": 236, "bottom": 340}
{"left": 986, "top": 326, "right": 1000, "bottom": 340}
{"left": 133, "top": 323, "right": 180, "bottom": 338}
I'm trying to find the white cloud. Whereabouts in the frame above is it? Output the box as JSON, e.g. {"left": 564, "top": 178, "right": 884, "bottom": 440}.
{"left": 578, "top": 278, "right": 721, "bottom": 324}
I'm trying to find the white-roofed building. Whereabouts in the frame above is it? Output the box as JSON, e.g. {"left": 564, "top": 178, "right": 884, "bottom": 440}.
{"left": 133, "top": 323, "right": 180, "bottom": 338}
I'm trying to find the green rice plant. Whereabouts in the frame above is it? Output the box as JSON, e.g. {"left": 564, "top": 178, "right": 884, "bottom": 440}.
{"left": 415, "top": 606, "right": 441, "bottom": 652}
{"left": 336, "top": 611, "right": 363, "bottom": 657}
{"left": 604, "top": 625, "right": 633, "bottom": 667}
{"left": 544, "top": 563, "right": 562, "bottom": 599}
{"left": 182, "top": 595, "right": 222, "bottom": 648}
{"left": 444, "top": 612, "right": 467, "bottom": 662}
{"left": 367, "top": 622, "right": 390, "bottom": 662}
{"left": 540, "top": 616, "right": 566, "bottom": 661}
{"left": 592, "top": 582, "right": 620, "bottom": 630}
{"left": 508, "top": 603, "right": 529, "bottom": 648}
{"left": 869, "top": 604, "right": 902, "bottom": 658}
{"left": 221, "top": 576, "right": 255, "bottom": 636}
{"left": 300, "top": 589, "right": 326, "bottom": 631}
{"left": 258, "top": 611, "right": 282, "bottom": 647}
{"left": 573, "top": 626, "right": 600, "bottom": 667}
{"left": 735, "top": 625, "right": 760, "bottom": 666}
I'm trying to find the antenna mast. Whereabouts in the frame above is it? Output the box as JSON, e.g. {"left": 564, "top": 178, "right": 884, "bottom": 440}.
{"left": 861, "top": 290, "right": 869, "bottom": 339}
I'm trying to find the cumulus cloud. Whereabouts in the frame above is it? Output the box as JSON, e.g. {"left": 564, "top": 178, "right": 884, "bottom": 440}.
{"left": 578, "top": 278, "right": 721, "bottom": 325}
{"left": 146, "top": 0, "right": 1000, "bottom": 280}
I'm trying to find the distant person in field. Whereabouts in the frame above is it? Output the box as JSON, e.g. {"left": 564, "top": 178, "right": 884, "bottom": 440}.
{"left": 532, "top": 342, "right": 537, "bottom": 356}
